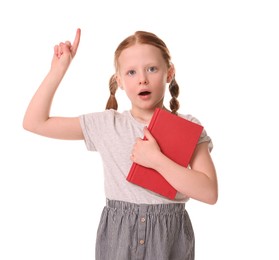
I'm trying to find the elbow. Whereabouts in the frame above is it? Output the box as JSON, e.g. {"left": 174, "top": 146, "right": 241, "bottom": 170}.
{"left": 22, "top": 118, "right": 30, "bottom": 131}
{"left": 22, "top": 117, "right": 37, "bottom": 134}
{"left": 22, "top": 120, "right": 29, "bottom": 132}
{"left": 22, "top": 118, "right": 32, "bottom": 132}
{"left": 206, "top": 189, "right": 218, "bottom": 205}
{"left": 187, "top": 187, "right": 218, "bottom": 205}
{"left": 23, "top": 116, "right": 50, "bottom": 136}
{"left": 207, "top": 196, "right": 218, "bottom": 205}
{"left": 205, "top": 177, "right": 218, "bottom": 205}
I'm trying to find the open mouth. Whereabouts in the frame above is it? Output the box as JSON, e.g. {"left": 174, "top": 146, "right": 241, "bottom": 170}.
{"left": 138, "top": 91, "right": 151, "bottom": 96}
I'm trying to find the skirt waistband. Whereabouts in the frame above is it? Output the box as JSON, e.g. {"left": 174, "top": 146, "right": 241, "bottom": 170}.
{"left": 106, "top": 199, "right": 185, "bottom": 215}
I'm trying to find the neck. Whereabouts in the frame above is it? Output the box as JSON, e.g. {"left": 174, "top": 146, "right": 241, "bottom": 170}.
{"left": 130, "top": 110, "right": 153, "bottom": 125}
{"left": 130, "top": 105, "right": 166, "bottom": 125}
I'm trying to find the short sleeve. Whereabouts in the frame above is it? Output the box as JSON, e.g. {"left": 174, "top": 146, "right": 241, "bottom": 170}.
{"left": 79, "top": 110, "right": 116, "bottom": 151}
{"left": 180, "top": 114, "right": 213, "bottom": 152}
{"left": 79, "top": 113, "right": 97, "bottom": 151}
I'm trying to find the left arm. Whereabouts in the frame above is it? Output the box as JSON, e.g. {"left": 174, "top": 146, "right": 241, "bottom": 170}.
{"left": 131, "top": 127, "right": 218, "bottom": 204}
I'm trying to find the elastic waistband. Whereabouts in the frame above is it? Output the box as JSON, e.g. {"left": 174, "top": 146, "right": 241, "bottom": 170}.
{"left": 106, "top": 199, "right": 185, "bottom": 214}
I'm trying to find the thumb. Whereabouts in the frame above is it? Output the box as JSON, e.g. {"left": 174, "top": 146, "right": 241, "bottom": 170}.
{"left": 143, "top": 126, "right": 153, "bottom": 140}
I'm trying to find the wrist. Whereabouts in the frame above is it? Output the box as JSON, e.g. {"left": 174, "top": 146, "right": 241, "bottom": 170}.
{"left": 48, "top": 64, "right": 69, "bottom": 84}
{"left": 152, "top": 151, "right": 168, "bottom": 172}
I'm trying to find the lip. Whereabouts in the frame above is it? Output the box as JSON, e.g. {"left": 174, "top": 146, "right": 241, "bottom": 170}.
{"left": 138, "top": 89, "right": 151, "bottom": 96}
{"left": 138, "top": 89, "right": 152, "bottom": 100}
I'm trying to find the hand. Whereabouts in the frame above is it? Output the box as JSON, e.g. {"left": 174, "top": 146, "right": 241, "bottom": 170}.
{"left": 51, "top": 28, "right": 81, "bottom": 70}
{"left": 131, "top": 127, "right": 162, "bottom": 168}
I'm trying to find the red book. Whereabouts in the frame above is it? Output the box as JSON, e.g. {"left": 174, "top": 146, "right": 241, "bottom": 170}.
{"left": 126, "top": 108, "right": 204, "bottom": 200}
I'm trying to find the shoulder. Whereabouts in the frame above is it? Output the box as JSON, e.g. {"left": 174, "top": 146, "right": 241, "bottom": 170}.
{"left": 80, "top": 109, "right": 127, "bottom": 120}
{"left": 178, "top": 113, "right": 202, "bottom": 125}
{"left": 178, "top": 112, "right": 213, "bottom": 151}
{"left": 80, "top": 109, "right": 131, "bottom": 127}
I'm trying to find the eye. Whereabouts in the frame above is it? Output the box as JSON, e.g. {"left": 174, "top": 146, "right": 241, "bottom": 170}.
{"left": 147, "top": 66, "right": 157, "bottom": 73}
{"left": 127, "top": 70, "right": 136, "bottom": 76}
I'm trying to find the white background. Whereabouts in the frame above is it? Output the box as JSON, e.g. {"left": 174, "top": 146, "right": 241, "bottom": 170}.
{"left": 0, "top": 0, "right": 278, "bottom": 259}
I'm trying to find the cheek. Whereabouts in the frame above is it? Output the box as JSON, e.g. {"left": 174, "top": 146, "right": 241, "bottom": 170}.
{"left": 162, "top": 73, "right": 168, "bottom": 84}
{"left": 122, "top": 84, "right": 135, "bottom": 99}
{"left": 154, "top": 73, "right": 168, "bottom": 87}
{"left": 154, "top": 76, "right": 167, "bottom": 95}
{"left": 156, "top": 70, "right": 168, "bottom": 81}
{"left": 124, "top": 88, "right": 134, "bottom": 97}
{"left": 122, "top": 78, "right": 136, "bottom": 92}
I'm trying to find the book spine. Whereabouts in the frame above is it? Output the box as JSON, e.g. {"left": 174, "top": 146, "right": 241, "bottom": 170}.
{"left": 147, "top": 108, "right": 160, "bottom": 134}
{"left": 127, "top": 108, "right": 160, "bottom": 180}
{"left": 126, "top": 163, "right": 137, "bottom": 181}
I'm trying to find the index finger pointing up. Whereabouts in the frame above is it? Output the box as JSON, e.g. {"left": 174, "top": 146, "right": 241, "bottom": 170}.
{"left": 71, "top": 28, "right": 81, "bottom": 57}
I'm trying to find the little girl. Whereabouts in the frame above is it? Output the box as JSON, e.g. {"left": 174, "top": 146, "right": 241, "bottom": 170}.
{"left": 23, "top": 28, "right": 218, "bottom": 260}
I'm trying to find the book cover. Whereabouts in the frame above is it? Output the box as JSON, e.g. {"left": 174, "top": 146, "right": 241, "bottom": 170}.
{"left": 126, "top": 108, "right": 204, "bottom": 200}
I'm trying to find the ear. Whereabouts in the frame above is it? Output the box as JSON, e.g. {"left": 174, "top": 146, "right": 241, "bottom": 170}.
{"left": 115, "top": 75, "right": 123, "bottom": 89}
{"left": 167, "top": 63, "right": 175, "bottom": 83}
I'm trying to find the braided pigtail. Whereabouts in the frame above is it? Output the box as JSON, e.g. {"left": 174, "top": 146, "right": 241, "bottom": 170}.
{"left": 169, "top": 76, "right": 180, "bottom": 115}
{"left": 105, "top": 75, "right": 118, "bottom": 110}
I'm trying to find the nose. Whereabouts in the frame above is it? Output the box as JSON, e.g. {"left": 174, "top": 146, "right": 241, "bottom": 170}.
{"left": 139, "top": 72, "right": 149, "bottom": 85}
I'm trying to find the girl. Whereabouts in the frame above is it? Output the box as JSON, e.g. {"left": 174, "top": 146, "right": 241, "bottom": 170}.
{"left": 23, "top": 28, "right": 218, "bottom": 260}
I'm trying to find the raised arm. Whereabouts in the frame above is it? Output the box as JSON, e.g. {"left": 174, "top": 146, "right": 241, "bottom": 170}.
{"left": 23, "top": 28, "right": 84, "bottom": 140}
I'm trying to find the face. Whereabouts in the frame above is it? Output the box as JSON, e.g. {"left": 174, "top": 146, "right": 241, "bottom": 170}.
{"left": 116, "top": 43, "right": 173, "bottom": 114}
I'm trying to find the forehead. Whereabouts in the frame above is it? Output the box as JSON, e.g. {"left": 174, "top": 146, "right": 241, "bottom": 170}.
{"left": 118, "top": 43, "right": 164, "bottom": 66}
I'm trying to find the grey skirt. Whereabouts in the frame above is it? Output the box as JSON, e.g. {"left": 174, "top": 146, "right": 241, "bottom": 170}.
{"left": 95, "top": 199, "right": 195, "bottom": 260}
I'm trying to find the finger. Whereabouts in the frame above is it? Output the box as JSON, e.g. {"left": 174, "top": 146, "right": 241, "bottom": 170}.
{"left": 54, "top": 45, "right": 59, "bottom": 57}
{"left": 135, "top": 137, "right": 143, "bottom": 143}
{"left": 71, "top": 28, "right": 81, "bottom": 56}
{"left": 130, "top": 147, "right": 136, "bottom": 161}
{"left": 55, "top": 43, "right": 63, "bottom": 58}
{"left": 61, "top": 41, "right": 72, "bottom": 53}
{"left": 65, "top": 40, "right": 71, "bottom": 48}
{"left": 143, "top": 127, "right": 153, "bottom": 140}
{"left": 59, "top": 42, "right": 64, "bottom": 54}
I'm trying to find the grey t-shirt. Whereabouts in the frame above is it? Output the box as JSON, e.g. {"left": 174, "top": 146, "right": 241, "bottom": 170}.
{"left": 79, "top": 109, "right": 212, "bottom": 204}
